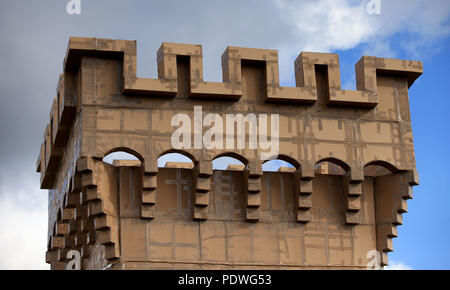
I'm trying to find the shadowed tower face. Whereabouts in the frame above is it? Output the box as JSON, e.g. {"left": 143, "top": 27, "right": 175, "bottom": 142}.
{"left": 37, "top": 37, "right": 422, "bottom": 270}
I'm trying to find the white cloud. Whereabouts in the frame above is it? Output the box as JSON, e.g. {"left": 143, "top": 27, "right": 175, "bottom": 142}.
{"left": 274, "top": 0, "right": 450, "bottom": 57}
{"left": 0, "top": 176, "right": 49, "bottom": 270}
{"left": 385, "top": 260, "right": 413, "bottom": 270}
{"left": 274, "top": 0, "right": 376, "bottom": 52}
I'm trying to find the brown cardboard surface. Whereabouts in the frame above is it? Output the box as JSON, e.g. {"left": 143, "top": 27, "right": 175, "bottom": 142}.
{"left": 38, "top": 37, "right": 422, "bottom": 270}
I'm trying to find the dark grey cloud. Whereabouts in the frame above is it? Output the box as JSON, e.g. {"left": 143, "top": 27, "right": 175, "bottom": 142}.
{"left": 0, "top": 0, "right": 291, "bottom": 268}
{"left": 2, "top": 0, "right": 449, "bottom": 181}
{"left": 0, "top": 0, "right": 291, "bottom": 182}
{"left": 0, "top": 0, "right": 449, "bottom": 269}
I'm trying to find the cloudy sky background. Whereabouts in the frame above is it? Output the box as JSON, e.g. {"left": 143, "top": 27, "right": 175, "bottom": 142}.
{"left": 0, "top": 0, "right": 449, "bottom": 269}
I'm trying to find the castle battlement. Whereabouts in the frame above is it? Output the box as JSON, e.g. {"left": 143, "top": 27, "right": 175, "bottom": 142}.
{"left": 37, "top": 37, "right": 422, "bottom": 270}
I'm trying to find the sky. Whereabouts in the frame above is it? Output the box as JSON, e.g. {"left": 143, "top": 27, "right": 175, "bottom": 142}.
{"left": 0, "top": 0, "right": 449, "bottom": 270}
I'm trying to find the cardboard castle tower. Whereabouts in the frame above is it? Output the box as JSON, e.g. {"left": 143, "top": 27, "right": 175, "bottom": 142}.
{"left": 37, "top": 37, "right": 422, "bottom": 270}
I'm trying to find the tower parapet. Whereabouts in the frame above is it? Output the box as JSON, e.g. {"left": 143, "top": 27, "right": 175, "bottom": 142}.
{"left": 37, "top": 37, "right": 422, "bottom": 269}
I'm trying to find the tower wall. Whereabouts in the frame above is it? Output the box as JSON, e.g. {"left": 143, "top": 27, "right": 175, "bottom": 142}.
{"left": 37, "top": 37, "right": 422, "bottom": 269}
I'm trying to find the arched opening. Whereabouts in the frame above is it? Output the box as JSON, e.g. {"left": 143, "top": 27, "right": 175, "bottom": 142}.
{"left": 314, "top": 158, "right": 349, "bottom": 175}
{"left": 158, "top": 152, "right": 195, "bottom": 169}
{"left": 263, "top": 160, "right": 295, "bottom": 172}
{"left": 156, "top": 150, "right": 195, "bottom": 217}
{"left": 364, "top": 160, "right": 397, "bottom": 177}
{"left": 260, "top": 156, "right": 298, "bottom": 222}
{"left": 103, "top": 148, "right": 142, "bottom": 167}
{"left": 212, "top": 152, "right": 248, "bottom": 171}
{"left": 312, "top": 158, "right": 350, "bottom": 231}
{"left": 213, "top": 157, "right": 245, "bottom": 171}
{"left": 262, "top": 155, "right": 299, "bottom": 172}
{"left": 208, "top": 153, "right": 248, "bottom": 220}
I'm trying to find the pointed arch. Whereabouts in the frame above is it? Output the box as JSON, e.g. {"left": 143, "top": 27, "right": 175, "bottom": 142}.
{"left": 103, "top": 147, "right": 143, "bottom": 162}
{"left": 315, "top": 157, "right": 350, "bottom": 171}
{"left": 364, "top": 160, "right": 398, "bottom": 172}
{"left": 364, "top": 160, "right": 398, "bottom": 177}
{"left": 158, "top": 149, "right": 197, "bottom": 164}
{"left": 262, "top": 154, "right": 301, "bottom": 169}
{"left": 212, "top": 152, "right": 249, "bottom": 166}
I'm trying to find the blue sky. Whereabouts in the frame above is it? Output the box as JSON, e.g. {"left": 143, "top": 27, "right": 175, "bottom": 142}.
{"left": 0, "top": 0, "right": 449, "bottom": 269}
{"left": 380, "top": 37, "right": 450, "bottom": 270}
{"left": 342, "top": 36, "right": 450, "bottom": 269}
{"left": 332, "top": 36, "right": 450, "bottom": 270}
{"left": 335, "top": 36, "right": 450, "bottom": 270}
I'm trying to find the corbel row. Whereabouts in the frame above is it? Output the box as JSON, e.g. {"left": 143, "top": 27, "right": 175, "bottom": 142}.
{"left": 46, "top": 156, "right": 121, "bottom": 269}
{"left": 294, "top": 165, "right": 315, "bottom": 223}
{"left": 193, "top": 161, "right": 213, "bottom": 220}
{"left": 141, "top": 158, "right": 158, "bottom": 219}
{"left": 138, "top": 158, "right": 264, "bottom": 222}
{"left": 135, "top": 159, "right": 371, "bottom": 225}
{"left": 46, "top": 202, "right": 77, "bottom": 270}
{"left": 293, "top": 164, "right": 366, "bottom": 225}
{"left": 344, "top": 167, "right": 365, "bottom": 225}
{"left": 45, "top": 170, "right": 82, "bottom": 270}
{"left": 244, "top": 161, "right": 263, "bottom": 222}
{"left": 375, "top": 170, "right": 416, "bottom": 266}
{"left": 76, "top": 157, "right": 120, "bottom": 262}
